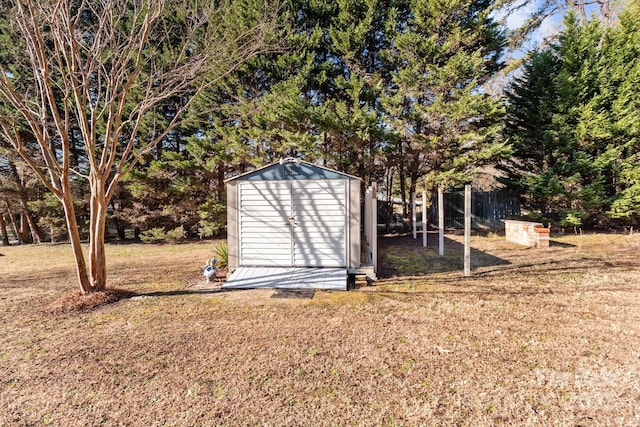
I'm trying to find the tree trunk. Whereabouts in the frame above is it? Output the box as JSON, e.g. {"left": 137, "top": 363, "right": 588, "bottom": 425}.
{"left": 0, "top": 213, "right": 9, "bottom": 246}
{"left": 89, "top": 174, "right": 108, "bottom": 291}
{"left": 9, "top": 161, "right": 41, "bottom": 244}
{"left": 60, "top": 190, "right": 93, "bottom": 294}
{"left": 385, "top": 171, "right": 391, "bottom": 233}
{"left": 6, "top": 201, "right": 23, "bottom": 244}
{"left": 408, "top": 177, "right": 418, "bottom": 233}
{"left": 115, "top": 215, "right": 126, "bottom": 240}
{"left": 19, "top": 212, "right": 31, "bottom": 243}
{"left": 216, "top": 160, "right": 225, "bottom": 202}
{"left": 109, "top": 198, "right": 126, "bottom": 240}
{"left": 398, "top": 142, "right": 407, "bottom": 219}
{"left": 385, "top": 167, "right": 394, "bottom": 233}
{"left": 20, "top": 197, "right": 43, "bottom": 244}
{"left": 70, "top": 129, "right": 80, "bottom": 169}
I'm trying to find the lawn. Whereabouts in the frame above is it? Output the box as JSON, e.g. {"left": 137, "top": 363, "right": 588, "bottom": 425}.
{"left": 1, "top": 233, "right": 639, "bottom": 426}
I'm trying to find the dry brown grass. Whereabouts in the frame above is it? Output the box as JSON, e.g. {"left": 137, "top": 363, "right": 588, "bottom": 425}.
{"left": 1, "top": 233, "right": 639, "bottom": 426}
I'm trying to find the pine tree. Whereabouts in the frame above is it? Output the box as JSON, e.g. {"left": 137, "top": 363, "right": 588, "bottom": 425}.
{"left": 503, "top": 5, "right": 640, "bottom": 226}
{"left": 604, "top": 1, "right": 640, "bottom": 221}
{"left": 380, "top": 0, "right": 509, "bottom": 208}
{"left": 501, "top": 50, "right": 563, "bottom": 214}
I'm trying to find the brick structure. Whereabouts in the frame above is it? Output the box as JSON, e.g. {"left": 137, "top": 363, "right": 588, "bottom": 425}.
{"left": 504, "top": 220, "right": 550, "bottom": 248}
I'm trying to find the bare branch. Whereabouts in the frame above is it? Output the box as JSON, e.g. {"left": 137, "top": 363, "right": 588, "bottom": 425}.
{"left": 0, "top": 0, "right": 282, "bottom": 291}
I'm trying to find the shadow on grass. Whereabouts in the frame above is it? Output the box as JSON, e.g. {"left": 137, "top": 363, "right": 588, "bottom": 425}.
{"left": 136, "top": 287, "right": 317, "bottom": 300}
{"left": 137, "top": 288, "right": 224, "bottom": 297}
{"left": 473, "top": 255, "right": 628, "bottom": 276}
{"left": 378, "top": 233, "right": 510, "bottom": 278}
{"left": 550, "top": 240, "right": 576, "bottom": 248}
{"left": 362, "top": 281, "right": 640, "bottom": 299}
{"left": 271, "top": 289, "right": 316, "bottom": 299}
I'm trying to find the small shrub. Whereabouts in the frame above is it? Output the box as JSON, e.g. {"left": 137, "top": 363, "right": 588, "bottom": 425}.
{"left": 198, "top": 221, "right": 222, "bottom": 239}
{"left": 165, "top": 226, "right": 186, "bottom": 242}
{"left": 559, "top": 209, "right": 587, "bottom": 234}
{"left": 213, "top": 243, "right": 228, "bottom": 270}
{"left": 139, "top": 228, "right": 164, "bottom": 243}
{"left": 197, "top": 201, "right": 226, "bottom": 238}
{"left": 140, "top": 226, "right": 186, "bottom": 243}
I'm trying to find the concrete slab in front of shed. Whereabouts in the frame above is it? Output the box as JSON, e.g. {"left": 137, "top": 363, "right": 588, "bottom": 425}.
{"left": 222, "top": 267, "right": 347, "bottom": 291}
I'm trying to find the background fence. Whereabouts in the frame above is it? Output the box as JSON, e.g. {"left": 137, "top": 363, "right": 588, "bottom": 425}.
{"left": 428, "top": 191, "right": 521, "bottom": 229}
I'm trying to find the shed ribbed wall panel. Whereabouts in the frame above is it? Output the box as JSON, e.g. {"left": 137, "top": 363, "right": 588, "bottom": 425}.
{"left": 238, "top": 180, "right": 347, "bottom": 268}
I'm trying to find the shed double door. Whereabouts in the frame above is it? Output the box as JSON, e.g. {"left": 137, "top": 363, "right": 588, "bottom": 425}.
{"left": 238, "top": 180, "right": 347, "bottom": 267}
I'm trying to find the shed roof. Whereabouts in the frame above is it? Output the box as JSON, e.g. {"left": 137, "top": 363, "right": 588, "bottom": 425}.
{"left": 225, "top": 158, "right": 360, "bottom": 182}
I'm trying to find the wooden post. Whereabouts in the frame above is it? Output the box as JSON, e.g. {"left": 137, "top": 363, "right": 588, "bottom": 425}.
{"left": 464, "top": 184, "right": 471, "bottom": 277}
{"left": 412, "top": 191, "right": 417, "bottom": 239}
{"left": 438, "top": 186, "right": 444, "bottom": 256}
{"left": 371, "top": 182, "right": 378, "bottom": 274}
{"left": 364, "top": 186, "right": 370, "bottom": 255}
{"left": 422, "top": 189, "right": 427, "bottom": 247}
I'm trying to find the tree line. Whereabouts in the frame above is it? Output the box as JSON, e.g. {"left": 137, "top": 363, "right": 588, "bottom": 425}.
{"left": 0, "top": 0, "right": 637, "bottom": 291}
{"left": 502, "top": 4, "right": 640, "bottom": 228}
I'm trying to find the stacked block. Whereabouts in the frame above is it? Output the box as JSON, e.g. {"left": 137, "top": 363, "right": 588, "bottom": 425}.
{"left": 504, "top": 220, "right": 550, "bottom": 248}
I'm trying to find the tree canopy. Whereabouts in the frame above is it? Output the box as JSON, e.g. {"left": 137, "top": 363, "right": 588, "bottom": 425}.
{"left": 502, "top": 2, "right": 640, "bottom": 226}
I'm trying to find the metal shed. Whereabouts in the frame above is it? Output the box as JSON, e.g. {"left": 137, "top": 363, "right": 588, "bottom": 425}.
{"left": 224, "top": 158, "right": 361, "bottom": 290}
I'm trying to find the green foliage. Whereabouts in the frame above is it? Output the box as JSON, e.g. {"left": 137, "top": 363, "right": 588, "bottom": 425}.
{"left": 29, "top": 192, "right": 70, "bottom": 242}
{"left": 140, "top": 226, "right": 186, "bottom": 244}
{"left": 558, "top": 209, "right": 587, "bottom": 229}
{"left": 187, "top": 0, "right": 509, "bottom": 191}
{"left": 503, "top": 5, "right": 640, "bottom": 225}
{"left": 120, "top": 149, "right": 202, "bottom": 235}
{"left": 380, "top": 0, "right": 509, "bottom": 193}
{"left": 197, "top": 201, "right": 227, "bottom": 238}
{"left": 213, "top": 243, "right": 229, "bottom": 270}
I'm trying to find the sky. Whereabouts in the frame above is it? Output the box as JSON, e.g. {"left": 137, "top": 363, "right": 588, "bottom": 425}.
{"left": 497, "top": 0, "right": 564, "bottom": 55}
{"left": 487, "top": 0, "right": 618, "bottom": 92}
{"left": 499, "top": 0, "right": 624, "bottom": 53}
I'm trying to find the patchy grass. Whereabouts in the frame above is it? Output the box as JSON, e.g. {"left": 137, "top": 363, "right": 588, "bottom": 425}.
{"left": 1, "top": 233, "right": 640, "bottom": 425}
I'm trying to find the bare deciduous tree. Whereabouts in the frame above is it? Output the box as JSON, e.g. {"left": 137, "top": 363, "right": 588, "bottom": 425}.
{"left": 500, "top": 0, "right": 624, "bottom": 48}
{"left": 0, "top": 0, "right": 279, "bottom": 293}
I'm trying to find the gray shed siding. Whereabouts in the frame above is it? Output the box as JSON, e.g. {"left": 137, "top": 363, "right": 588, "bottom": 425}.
{"left": 348, "top": 178, "right": 360, "bottom": 268}
{"left": 227, "top": 180, "right": 239, "bottom": 270}
{"left": 226, "top": 160, "right": 361, "bottom": 271}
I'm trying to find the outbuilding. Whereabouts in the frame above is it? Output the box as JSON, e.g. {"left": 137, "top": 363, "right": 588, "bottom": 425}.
{"left": 223, "top": 158, "right": 361, "bottom": 290}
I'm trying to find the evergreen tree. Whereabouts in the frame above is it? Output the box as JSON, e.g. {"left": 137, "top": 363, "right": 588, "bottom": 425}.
{"left": 599, "top": 2, "right": 640, "bottom": 221}
{"left": 168, "top": 0, "right": 511, "bottom": 234}
{"left": 381, "top": 0, "right": 509, "bottom": 207}
{"left": 503, "top": 4, "right": 640, "bottom": 226}
{"left": 501, "top": 50, "right": 564, "bottom": 214}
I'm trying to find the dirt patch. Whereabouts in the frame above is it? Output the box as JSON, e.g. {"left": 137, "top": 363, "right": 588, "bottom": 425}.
{"left": 271, "top": 288, "right": 316, "bottom": 299}
{"left": 41, "top": 288, "right": 136, "bottom": 315}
